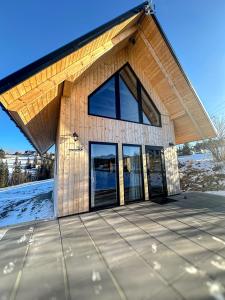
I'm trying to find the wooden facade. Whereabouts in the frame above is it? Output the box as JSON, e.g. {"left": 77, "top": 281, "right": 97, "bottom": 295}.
{"left": 0, "top": 3, "right": 216, "bottom": 217}
{"left": 54, "top": 47, "right": 180, "bottom": 216}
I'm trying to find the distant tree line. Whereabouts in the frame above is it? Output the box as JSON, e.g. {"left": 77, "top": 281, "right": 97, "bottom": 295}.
{"left": 177, "top": 142, "right": 207, "bottom": 156}
{"left": 0, "top": 151, "right": 54, "bottom": 188}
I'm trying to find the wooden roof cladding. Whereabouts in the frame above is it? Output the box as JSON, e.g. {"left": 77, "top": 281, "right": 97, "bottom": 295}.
{"left": 0, "top": 5, "right": 144, "bottom": 154}
{"left": 135, "top": 14, "right": 217, "bottom": 144}
{"left": 0, "top": 2, "right": 216, "bottom": 153}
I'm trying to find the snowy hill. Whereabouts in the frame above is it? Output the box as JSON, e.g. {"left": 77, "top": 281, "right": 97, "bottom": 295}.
{"left": 178, "top": 153, "right": 225, "bottom": 194}
{"left": 0, "top": 179, "right": 54, "bottom": 227}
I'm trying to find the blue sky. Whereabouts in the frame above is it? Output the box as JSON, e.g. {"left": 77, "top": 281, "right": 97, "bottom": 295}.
{"left": 0, "top": 0, "right": 224, "bottom": 152}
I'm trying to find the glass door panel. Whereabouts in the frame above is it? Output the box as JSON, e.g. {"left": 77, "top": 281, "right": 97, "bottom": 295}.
{"left": 123, "top": 145, "right": 143, "bottom": 202}
{"left": 146, "top": 147, "right": 166, "bottom": 197}
{"left": 90, "top": 143, "right": 118, "bottom": 209}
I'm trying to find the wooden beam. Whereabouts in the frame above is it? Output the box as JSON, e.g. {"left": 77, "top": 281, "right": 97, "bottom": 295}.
{"left": 139, "top": 28, "right": 205, "bottom": 140}
{"left": 63, "top": 80, "right": 73, "bottom": 97}
{"left": 8, "top": 26, "right": 137, "bottom": 112}
{"left": 170, "top": 110, "right": 186, "bottom": 120}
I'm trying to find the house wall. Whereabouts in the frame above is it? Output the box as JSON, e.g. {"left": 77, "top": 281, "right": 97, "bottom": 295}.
{"left": 55, "top": 47, "right": 180, "bottom": 217}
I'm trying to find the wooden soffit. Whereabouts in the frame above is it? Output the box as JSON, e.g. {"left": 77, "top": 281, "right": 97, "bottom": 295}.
{"left": 134, "top": 14, "right": 217, "bottom": 144}
{"left": 0, "top": 1, "right": 216, "bottom": 152}
{"left": 0, "top": 5, "right": 144, "bottom": 153}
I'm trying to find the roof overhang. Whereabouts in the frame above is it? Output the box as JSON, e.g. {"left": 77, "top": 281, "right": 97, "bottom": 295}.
{"left": 0, "top": 2, "right": 216, "bottom": 153}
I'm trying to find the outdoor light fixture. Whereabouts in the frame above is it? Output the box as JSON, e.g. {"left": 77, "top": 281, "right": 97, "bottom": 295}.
{"left": 69, "top": 132, "right": 84, "bottom": 151}
{"left": 169, "top": 142, "right": 174, "bottom": 147}
{"left": 73, "top": 132, "right": 79, "bottom": 142}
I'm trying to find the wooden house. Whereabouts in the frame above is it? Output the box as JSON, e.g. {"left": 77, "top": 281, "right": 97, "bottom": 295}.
{"left": 0, "top": 2, "right": 216, "bottom": 217}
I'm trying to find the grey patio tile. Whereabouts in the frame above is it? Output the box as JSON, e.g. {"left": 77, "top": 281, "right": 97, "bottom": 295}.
{"left": 153, "top": 286, "right": 183, "bottom": 300}
{"left": 140, "top": 204, "right": 225, "bottom": 254}
{"left": 59, "top": 216, "right": 123, "bottom": 300}
{"left": 141, "top": 242, "right": 193, "bottom": 284}
{"left": 101, "top": 210, "right": 193, "bottom": 285}
{"left": 122, "top": 208, "right": 181, "bottom": 244}
{"left": 197, "top": 253, "right": 225, "bottom": 284}
{"left": 0, "top": 225, "right": 33, "bottom": 300}
{"left": 172, "top": 268, "right": 225, "bottom": 300}
{"left": 109, "top": 257, "right": 168, "bottom": 300}
{"left": 81, "top": 213, "right": 168, "bottom": 299}
{"left": 15, "top": 220, "right": 66, "bottom": 300}
{"left": 166, "top": 236, "right": 212, "bottom": 264}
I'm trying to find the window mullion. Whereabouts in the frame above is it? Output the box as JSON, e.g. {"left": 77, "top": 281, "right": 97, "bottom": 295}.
{"left": 115, "top": 73, "right": 121, "bottom": 120}
{"left": 137, "top": 80, "right": 143, "bottom": 124}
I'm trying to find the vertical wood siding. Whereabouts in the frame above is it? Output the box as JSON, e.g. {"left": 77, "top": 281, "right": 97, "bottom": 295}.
{"left": 164, "top": 146, "right": 181, "bottom": 195}
{"left": 55, "top": 47, "right": 180, "bottom": 217}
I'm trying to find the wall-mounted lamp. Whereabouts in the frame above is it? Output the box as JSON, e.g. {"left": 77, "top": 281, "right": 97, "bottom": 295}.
{"left": 169, "top": 142, "right": 174, "bottom": 147}
{"left": 73, "top": 132, "right": 79, "bottom": 142}
{"left": 69, "top": 132, "right": 84, "bottom": 151}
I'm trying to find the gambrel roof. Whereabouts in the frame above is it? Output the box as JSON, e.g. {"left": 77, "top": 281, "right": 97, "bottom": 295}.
{"left": 0, "top": 2, "right": 216, "bottom": 153}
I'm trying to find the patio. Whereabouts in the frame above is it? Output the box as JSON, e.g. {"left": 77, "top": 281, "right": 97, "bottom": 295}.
{"left": 1, "top": 192, "right": 225, "bottom": 300}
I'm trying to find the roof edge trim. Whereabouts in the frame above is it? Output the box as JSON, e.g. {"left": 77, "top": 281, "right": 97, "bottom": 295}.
{"left": 0, "top": 1, "right": 148, "bottom": 95}
{"left": 151, "top": 14, "right": 217, "bottom": 137}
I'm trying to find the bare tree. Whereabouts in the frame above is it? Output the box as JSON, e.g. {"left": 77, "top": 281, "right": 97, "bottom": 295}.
{"left": 203, "top": 117, "right": 225, "bottom": 162}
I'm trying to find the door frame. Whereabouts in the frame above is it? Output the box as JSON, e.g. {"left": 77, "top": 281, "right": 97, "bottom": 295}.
{"left": 145, "top": 145, "right": 168, "bottom": 199}
{"left": 89, "top": 141, "right": 120, "bottom": 211}
{"left": 122, "top": 143, "right": 145, "bottom": 204}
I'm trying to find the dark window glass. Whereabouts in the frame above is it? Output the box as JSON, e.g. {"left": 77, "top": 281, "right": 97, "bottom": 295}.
{"left": 88, "top": 64, "right": 161, "bottom": 127}
{"left": 90, "top": 143, "right": 118, "bottom": 209}
{"left": 141, "top": 88, "right": 161, "bottom": 126}
{"left": 119, "top": 67, "right": 140, "bottom": 123}
{"left": 145, "top": 147, "right": 166, "bottom": 197}
{"left": 123, "top": 145, "right": 143, "bottom": 202}
{"left": 89, "top": 77, "right": 116, "bottom": 118}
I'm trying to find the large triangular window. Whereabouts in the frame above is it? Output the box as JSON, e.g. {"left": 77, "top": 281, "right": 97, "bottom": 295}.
{"left": 88, "top": 64, "right": 161, "bottom": 127}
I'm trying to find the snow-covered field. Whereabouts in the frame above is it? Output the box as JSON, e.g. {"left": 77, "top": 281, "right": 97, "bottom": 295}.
{"left": 0, "top": 179, "right": 54, "bottom": 228}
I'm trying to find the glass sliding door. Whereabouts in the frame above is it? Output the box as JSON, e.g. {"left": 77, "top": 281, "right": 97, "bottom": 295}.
{"left": 123, "top": 145, "right": 144, "bottom": 203}
{"left": 90, "top": 143, "right": 119, "bottom": 210}
{"left": 145, "top": 146, "right": 166, "bottom": 198}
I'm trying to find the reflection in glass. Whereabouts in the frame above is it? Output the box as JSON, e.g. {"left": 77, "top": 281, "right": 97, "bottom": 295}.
{"left": 89, "top": 77, "right": 116, "bottom": 118}
{"left": 142, "top": 88, "right": 161, "bottom": 126}
{"left": 123, "top": 145, "right": 143, "bottom": 202}
{"left": 146, "top": 147, "right": 165, "bottom": 196}
{"left": 90, "top": 143, "right": 118, "bottom": 209}
{"left": 119, "top": 67, "right": 140, "bottom": 123}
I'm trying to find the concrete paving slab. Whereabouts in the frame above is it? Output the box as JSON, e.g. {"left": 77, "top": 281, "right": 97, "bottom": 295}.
{"left": 1, "top": 191, "right": 225, "bottom": 299}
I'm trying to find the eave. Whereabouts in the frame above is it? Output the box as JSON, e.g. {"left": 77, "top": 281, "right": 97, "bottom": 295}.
{"left": 0, "top": 2, "right": 216, "bottom": 153}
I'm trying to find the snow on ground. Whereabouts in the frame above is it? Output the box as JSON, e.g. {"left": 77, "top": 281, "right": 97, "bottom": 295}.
{"left": 205, "top": 191, "right": 225, "bottom": 196}
{"left": 178, "top": 153, "right": 225, "bottom": 192}
{"left": 0, "top": 179, "right": 54, "bottom": 228}
{"left": 179, "top": 153, "right": 214, "bottom": 172}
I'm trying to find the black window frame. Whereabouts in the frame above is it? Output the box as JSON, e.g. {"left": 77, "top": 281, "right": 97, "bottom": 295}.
{"left": 122, "top": 143, "right": 145, "bottom": 204}
{"left": 89, "top": 141, "right": 120, "bottom": 211}
{"left": 88, "top": 63, "right": 162, "bottom": 127}
{"left": 145, "top": 145, "right": 168, "bottom": 198}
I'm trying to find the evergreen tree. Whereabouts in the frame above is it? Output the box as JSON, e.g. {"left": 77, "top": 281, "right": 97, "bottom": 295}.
{"left": 49, "top": 158, "right": 54, "bottom": 178}
{"left": 182, "top": 143, "right": 191, "bottom": 156}
{"left": 33, "top": 154, "right": 38, "bottom": 168}
{"left": 0, "top": 160, "right": 5, "bottom": 187}
{"left": 11, "top": 157, "right": 23, "bottom": 186}
{"left": 0, "top": 149, "right": 5, "bottom": 159}
{"left": 0, "top": 160, "right": 9, "bottom": 188}
{"left": 3, "top": 161, "right": 9, "bottom": 187}
{"left": 25, "top": 157, "right": 32, "bottom": 169}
